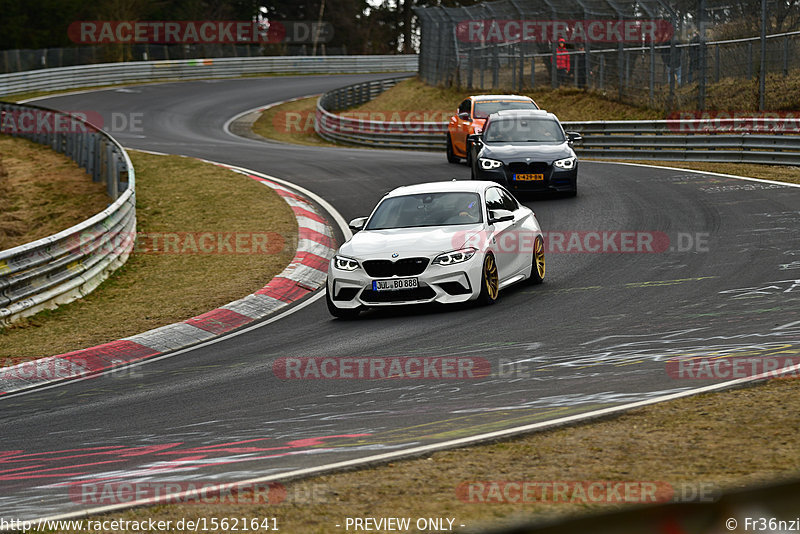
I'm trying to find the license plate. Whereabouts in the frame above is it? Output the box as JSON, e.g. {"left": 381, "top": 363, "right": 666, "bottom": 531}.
{"left": 514, "top": 173, "right": 544, "bottom": 181}
{"left": 373, "top": 278, "right": 418, "bottom": 291}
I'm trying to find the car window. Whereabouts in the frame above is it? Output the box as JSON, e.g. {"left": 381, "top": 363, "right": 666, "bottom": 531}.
{"left": 458, "top": 99, "right": 471, "bottom": 116}
{"left": 485, "top": 188, "right": 505, "bottom": 212}
{"left": 365, "top": 192, "right": 483, "bottom": 230}
{"left": 498, "top": 189, "right": 519, "bottom": 211}
{"left": 484, "top": 117, "right": 566, "bottom": 143}
{"left": 473, "top": 100, "right": 537, "bottom": 119}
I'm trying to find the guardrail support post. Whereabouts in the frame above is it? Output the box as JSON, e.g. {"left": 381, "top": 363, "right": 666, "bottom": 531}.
{"left": 106, "top": 144, "right": 116, "bottom": 198}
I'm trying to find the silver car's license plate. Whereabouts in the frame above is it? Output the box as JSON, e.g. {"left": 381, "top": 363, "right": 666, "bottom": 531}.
{"left": 373, "top": 278, "right": 419, "bottom": 291}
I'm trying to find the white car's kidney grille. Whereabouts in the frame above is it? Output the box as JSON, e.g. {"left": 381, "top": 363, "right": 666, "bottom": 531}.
{"left": 363, "top": 258, "right": 429, "bottom": 277}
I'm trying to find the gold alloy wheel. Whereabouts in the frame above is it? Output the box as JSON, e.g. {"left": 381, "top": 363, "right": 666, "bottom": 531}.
{"left": 483, "top": 254, "right": 499, "bottom": 301}
{"left": 535, "top": 236, "right": 546, "bottom": 280}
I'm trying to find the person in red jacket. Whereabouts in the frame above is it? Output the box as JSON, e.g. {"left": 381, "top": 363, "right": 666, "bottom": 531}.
{"left": 556, "top": 38, "right": 571, "bottom": 87}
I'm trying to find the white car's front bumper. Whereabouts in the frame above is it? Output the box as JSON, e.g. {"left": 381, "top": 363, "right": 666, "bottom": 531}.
{"left": 327, "top": 255, "right": 484, "bottom": 309}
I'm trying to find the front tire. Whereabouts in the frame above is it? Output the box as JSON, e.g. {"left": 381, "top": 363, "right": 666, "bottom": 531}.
{"left": 446, "top": 134, "right": 460, "bottom": 164}
{"left": 326, "top": 288, "right": 361, "bottom": 319}
{"left": 477, "top": 254, "right": 500, "bottom": 305}
{"left": 529, "top": 236, "right": 545, "bottom": 284}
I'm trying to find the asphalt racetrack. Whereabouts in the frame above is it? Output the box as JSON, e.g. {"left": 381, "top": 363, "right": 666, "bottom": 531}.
{"left": 1, "top": 74, "right": 799, "bottom": 521}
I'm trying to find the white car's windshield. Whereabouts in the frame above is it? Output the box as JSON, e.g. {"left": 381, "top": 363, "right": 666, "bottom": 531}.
{"left": 366, "top": 192, "right": 483, "bottom": 230}
{"left": 484, "top": 117, "right": 566, "bottom": 143}
{"left": 473, "top": 100, "right": 537, "bottom": 119}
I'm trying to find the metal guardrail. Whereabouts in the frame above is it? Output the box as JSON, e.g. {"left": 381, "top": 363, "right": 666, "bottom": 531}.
{"left": 316, "top": 80, "right": 800, "bottom": 165}
{"left": 0, "top": 56, "right": 419, "bottom": 326}
{"left": 0, "top": 55, "right": 419, "bottom": 98}
{"left": 0, "top": 102, "right": 135, "bottom": 326}
{"left": 316, "top": 75, "right": 448, "bottom": 148}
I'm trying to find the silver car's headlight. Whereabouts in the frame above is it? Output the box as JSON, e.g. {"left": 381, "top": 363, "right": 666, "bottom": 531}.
{"left": 479, "top": 158, "right": 503, "bottom": 170}
{"left": 554, "top": 156, "right": 577, "bottom": 169}
{"left": 333, "top": 255, "right": 360, "bottom": 271}
{"left": 432, "top": 247, "right": 477, "bottom": 266}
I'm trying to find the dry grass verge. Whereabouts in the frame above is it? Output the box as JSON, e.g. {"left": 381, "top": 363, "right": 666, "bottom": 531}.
{"left": 0, "top": 151, "right": 297, "bottom": 360}
{"left": 0, "top": 135, "right": 109, "bottom": 250}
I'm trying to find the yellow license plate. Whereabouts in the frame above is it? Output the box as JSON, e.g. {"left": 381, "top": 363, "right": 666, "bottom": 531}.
{"left": 514, "top": 173, "right": 544, "bottom": 181}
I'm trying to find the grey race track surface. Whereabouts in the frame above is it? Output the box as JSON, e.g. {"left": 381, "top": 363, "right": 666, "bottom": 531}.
{"left": 1, "top": 74, "right": 799, "bottom": 521}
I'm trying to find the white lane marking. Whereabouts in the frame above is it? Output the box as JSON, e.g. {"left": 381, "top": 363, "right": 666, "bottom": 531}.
{"left": 774, "top": 320, "right": 800, "bottom": 330}
{"left": 587, "top": 160, "right": 800, "bottom": 188}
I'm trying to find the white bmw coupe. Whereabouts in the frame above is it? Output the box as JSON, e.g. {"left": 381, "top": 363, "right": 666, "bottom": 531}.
{"left": 326, "top": 181, "right": 545, "bottom": 318}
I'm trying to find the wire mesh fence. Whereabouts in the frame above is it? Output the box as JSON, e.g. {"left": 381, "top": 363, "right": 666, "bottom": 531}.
{"left": 415, "top": 0, "right": 800, "bottom": 112}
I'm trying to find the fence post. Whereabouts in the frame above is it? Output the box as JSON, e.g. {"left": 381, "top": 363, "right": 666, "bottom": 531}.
{"left": 715, "top": 44, "right": 720, "bottom": 83}
{"left": 650, "top": 42, "right": 655, "bottom": 108}
{"left": 551, "top": 42, "right": 558, "bottom": 89}
{"left": 480, "top": 49, "right": 485, "bottom": 89}
{"left": 748, "top": 41, "right": 753, "bottom": 79}
{"left": 599, "top": 55, "right": 605, "bottom": 91}
{"left": 511, "top": 47, "right": 517, "bottom": 89}
{"left": 492, "top": 44, "right": 499, "bottom": 88}
{"left": 618, "top": 41, "right": 624, "bottom": 101}
{"left": 759, "top": 0, "right": 766, "bottom": 111}
{"left": 784, "top": 35, "right": 790, "bottom": 77}
{"left": 467, "top": 47, "right": 474, "bottom": 88}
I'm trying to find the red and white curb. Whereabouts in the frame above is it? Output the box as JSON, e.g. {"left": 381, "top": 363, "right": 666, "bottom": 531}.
{"left": 0, "top": 164, "right": 337, "bottom": 396}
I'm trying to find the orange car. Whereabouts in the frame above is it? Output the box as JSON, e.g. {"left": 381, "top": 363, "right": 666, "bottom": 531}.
{"left": 447, "top": 95, "right": 539, "bottom": 164}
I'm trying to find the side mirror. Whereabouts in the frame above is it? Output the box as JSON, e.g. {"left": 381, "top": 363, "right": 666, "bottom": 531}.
{"left": 348, "top": 217, "right": 368, "bottom": 232}
{"left": 566, "top": 131, "right": 583, "bottom": 145}
{"left": 488, "top": 209, "right": 515, "bottom": 224}
{"left": 458, "top": 112, "right": 471, "bottom": 121}
{"left": 467, "top": 133, "right": 482, "bottom": 145}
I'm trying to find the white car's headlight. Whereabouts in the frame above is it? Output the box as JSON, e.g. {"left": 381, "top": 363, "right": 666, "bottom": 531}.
{"left": 554, "top": 156, "right": 577, "bottom": 169}
{"left": 432, "top": 247, "right": 477, "bottom": 266}
{"left": 333, "top": 255, "right": 360, "bottom": 271}
{"left": 479, "top": 158, "right": 503, "bottom": 170}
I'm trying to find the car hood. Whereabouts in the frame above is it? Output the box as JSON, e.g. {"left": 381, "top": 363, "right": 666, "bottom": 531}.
{"left": 340, "top": 224, "right": 484, "bottom": 259}
{"left": 480, "top": 142, "right": 574, "bottom": 161}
